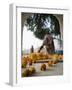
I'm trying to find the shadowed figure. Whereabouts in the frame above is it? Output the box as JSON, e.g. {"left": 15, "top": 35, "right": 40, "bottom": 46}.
{"left": 38, "top": 33, "right": 55, "bottom": 54}
{"left": 30, "top": 45, "right": 34, "bottom": 53}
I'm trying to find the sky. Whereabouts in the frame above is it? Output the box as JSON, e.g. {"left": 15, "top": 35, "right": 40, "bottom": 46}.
{"left": 22, "top": 26, "right": 61, "bottom": 51}
{"left": 23, "top": 26, "right": 43, "bottom": 50}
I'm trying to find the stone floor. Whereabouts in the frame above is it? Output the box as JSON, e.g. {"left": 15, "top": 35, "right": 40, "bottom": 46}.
{"left": 22, "top": 62, "right": 63, "bottom": 77}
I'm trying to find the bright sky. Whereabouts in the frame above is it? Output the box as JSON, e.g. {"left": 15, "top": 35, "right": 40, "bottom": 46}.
{"left": 23, "top": 26, "right": 61, "bottom": 51}
{"left": 23, "top": 26, "right": 42, "bottom": 50}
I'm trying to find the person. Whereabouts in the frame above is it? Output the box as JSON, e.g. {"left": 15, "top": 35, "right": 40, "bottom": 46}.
{"left": 38, "top": 33, "right": 55, "bottom": 54}
{"left": 30, "top": 45, "right": 34, "bottom": 53}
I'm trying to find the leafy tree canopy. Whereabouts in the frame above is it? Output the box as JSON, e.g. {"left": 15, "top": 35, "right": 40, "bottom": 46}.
{"left": 26, "top": 14, "right": 60, "bottom": 40}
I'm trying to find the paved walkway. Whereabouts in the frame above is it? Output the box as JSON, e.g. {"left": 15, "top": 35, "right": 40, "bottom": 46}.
{"left": 22, "top": 62, "right": 63, "bottom": 76}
